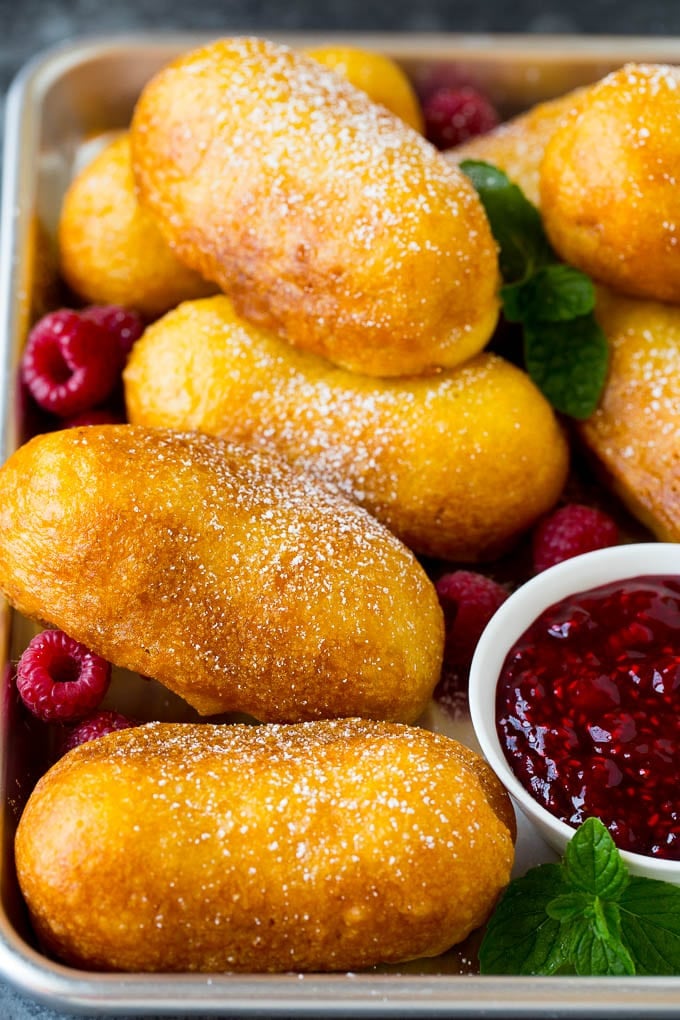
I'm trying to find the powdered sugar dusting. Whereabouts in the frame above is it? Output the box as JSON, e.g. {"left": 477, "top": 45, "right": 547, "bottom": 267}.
{"left": 39, "top": 718, "right": 513, "bottom": 970}
{"left": 581, "top": 296, "right": 680, "bottom": 538}
{"left": 21, "top": 426, "right": 441, "bottom": 721}
{"left": 133, "top": 36, "right": 498, "bottom": 375}
{"left": 193, "top": 36, "right": 479, "bottom": 266}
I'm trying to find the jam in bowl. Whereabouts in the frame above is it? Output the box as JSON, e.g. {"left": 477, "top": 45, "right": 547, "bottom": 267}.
{"left": 469, "top": 542, "right": 680, "bottom": 883}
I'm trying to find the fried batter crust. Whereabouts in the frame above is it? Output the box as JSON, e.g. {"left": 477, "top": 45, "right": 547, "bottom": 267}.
{"left": 15, "top": 719, "right": 515, "bottom": 972}
{"left": 0, "top": 426, "right": 443, "bottom": 721}
{"left": 59, "top": 134, "right": 215, "bottom": 319}
{"left": 130, "top": 36, "right": 500, "bottom": 377}
{"left": 540, "top": 64, "right": 680, "bottom": 303}
{"left": 124, "top": 295, "right": 569, "bottom": 562}
{"left": 579, "top": 288, "right": 680, "bottom": 540}
{"left": 445, "top": 86, "right": 586, "bottom": 206}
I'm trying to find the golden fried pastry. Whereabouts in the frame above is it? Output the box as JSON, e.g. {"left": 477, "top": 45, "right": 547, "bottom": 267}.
{"left": 579, "top": 288, "right": 680, "bottom": 540}
{"left": 59, "top": 134, "right": 215, "bottom": 319}
{"left": 0, "top": 426, "right": 443, "bottom": 721}
{"left": 15, "top": 718, "right": 515, "bottom": 972}
{"left": 445, "top": 86, "right": 586, "bottom": 206}
{"left": 124, "top": 295, "right": 569, "bottom": 562}
{"left": 306, "top": 45, "right": 424, "bottom": 131}
{"left": 130, "top": 36, "right": 500, "bottom": 377}
{"left": 540, "top": 64, "right": 680, "bottom": 303}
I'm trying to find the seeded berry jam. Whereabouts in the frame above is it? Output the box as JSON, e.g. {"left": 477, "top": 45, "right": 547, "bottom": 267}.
{"left": 496, "top": 574, "right": 680, "bottom": 860}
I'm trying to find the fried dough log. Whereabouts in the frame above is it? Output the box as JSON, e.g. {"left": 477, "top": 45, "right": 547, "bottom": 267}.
{"left": 445, "top": 86, "right": 586, "bottom": 206}
{"left": 15, "top": 719, "right": 515, "bottom": 972}
{"left": 540, "top": 64, "right": 680, "bottom": 303}
{"left": 579, "top": 288, "right": 680, "bottom": 541}
{"left": 130, "top": 36, "right": 500, "bottom": 377}
{"left": 306, "top": 45, "right": 424, "bottom": 131}
{"left": 59, "top": 135, "right": 215, "bottom": 319}
{"left": 124, "top": 295, "right": 569, "bottom": 562}
{"left": 0, "top": 427, "right": 443, "bottom": 721}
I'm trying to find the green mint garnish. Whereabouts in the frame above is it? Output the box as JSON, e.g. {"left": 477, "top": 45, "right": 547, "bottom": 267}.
{"left": 477, "top": 862, "right": 571, "bottom": 976}
{"left": 479, "top": 817, "right": 680, "bottom": 976}
{"left": 619, "top": 879, "right": 680, "bottom": 975}
{"left": 459, "top": 160, "right": 554, "bottom": 282}
{"left": 460, "top": 160, "right": 609, "bottom": 420}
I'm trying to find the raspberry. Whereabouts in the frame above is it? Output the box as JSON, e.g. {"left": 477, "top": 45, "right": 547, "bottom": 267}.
{"left": 16, "top": 629, "right": 111, "bottom": 722}
{"left": 61, "top": 407, "right": 126, "bottom": 428}
{"left": 60, "top": 709, "right": 136, "bottom": 753}
{"left": 435, "top": 570, "right": 508, "bottom": 670}
{"left": 21, "top": 309, "right": 122, "bottom": 417}
{"left": 532, "top": 503, "right": 620, "bottom": 573}
{"left": 422, "top": 85, "right": 500, "bottom": 149}
{"left": 82, "top": 305, "right": 144, "bottom": 361}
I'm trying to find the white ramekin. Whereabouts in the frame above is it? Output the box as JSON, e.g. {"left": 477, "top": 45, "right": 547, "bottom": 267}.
{"left": 469, "top": 542, "right": 680, "bottom": 882}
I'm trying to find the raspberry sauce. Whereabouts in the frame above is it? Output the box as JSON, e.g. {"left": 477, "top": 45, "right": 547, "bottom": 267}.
{"left": 496, "top": 574, "right": 680, "bottom": 859}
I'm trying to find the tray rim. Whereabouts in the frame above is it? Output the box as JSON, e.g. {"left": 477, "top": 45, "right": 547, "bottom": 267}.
{"left": 5, "top": 30, "right": 680, "bottom": 1017}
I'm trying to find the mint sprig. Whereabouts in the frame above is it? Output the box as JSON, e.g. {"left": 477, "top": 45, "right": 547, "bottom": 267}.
{"left": 460, "top": 160, "right": 609, "bottom": 421}
{"left": 479, "top": 817, "right": 680, "bottom": 976}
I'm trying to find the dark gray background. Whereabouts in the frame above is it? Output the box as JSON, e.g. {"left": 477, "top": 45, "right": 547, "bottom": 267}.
{"left": 2, "top": 0, "right": 680, "bottom": 1017}
{"left": 3, "top": 0, "right": 680, "bottom": 96}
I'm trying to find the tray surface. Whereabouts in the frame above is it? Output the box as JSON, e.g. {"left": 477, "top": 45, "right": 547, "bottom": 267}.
{"left": 2, "top": 31, "right": 680, "bottom": 1017}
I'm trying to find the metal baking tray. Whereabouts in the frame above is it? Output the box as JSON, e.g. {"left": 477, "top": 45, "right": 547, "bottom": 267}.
{"left": 2, "top": 31, "right": 680, "bottom": 1017}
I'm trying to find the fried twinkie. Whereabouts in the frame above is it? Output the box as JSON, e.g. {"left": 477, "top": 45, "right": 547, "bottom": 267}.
{"left": 540, "top": 64, "right": 680, "bottom": 303}
{"left": 59, "top": 135, "right": 215, "bottom": 319}
{"left": 0, "top": 427, "right": 443, "bottom": 721}
{"left": 445, "top": 86, "right": 586, "bottom": 206}
{"left": 579, "top": 288, "right": 680, "bottom": 541}
{"left": 130, "top": 36, "right": 500, "bottom": 377}
{"left": 125, "top": 295, "right": 569, "bottom": 562}
{"left": 306, "top": 45, "right": 425, "bottom": 132}
{"left": 15, "top": 719, "right": 515, "bottom": 972}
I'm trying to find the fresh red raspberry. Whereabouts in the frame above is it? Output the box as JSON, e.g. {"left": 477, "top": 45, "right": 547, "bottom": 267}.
{"left": 82, "top": 305, "right": 144, "bottom": 361}
{"left": 21, "top": 309, "right": 122, "bottom": 417}
{"left": 61, "top": 407, "right": 126, "bottom": 428}
{"left": 60, "top": 709, "right": 136, "bottom": 753}
{"left": 16, "top": 629, "right": 111, "bottom": 722}
{"left": 532, "top": 503, "right": 619, "bottom": 573}
{"left": 435, "top": 570, "right": 508, "bottom": 670}
{"left": 423, "top": 85, "right": 500, "bottom": 149}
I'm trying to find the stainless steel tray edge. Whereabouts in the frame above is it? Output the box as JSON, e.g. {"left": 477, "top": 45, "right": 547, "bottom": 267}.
{"left": 4, "top": 32, "right": 680, "bottom": 1017}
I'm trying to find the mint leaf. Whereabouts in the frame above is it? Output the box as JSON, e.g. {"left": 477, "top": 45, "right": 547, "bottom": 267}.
{"left": 619, "top": 877, "right": 680, "bottom": 975}
{"left": 502, "top": 265, "right": 596, "bottom": 324}
{"left": 570, "top": 905, "right": 636, "bottom": 976}
{"left": 523, "top": 314, "right": 609, "bottom": 420}
{"left": 547, "top": 874, "right": 635, "bottom": 976}
{"left": 460, "top": 159, "right": 609, "bottom": 420}
{"left": 479, "top": 863, "right": 570, "bottom": 975}
{"left": 459, "top": 160, "right": 554, "bottom": 282}
{"left": 480, "top": 818, "right": 680, "bottom": 976}
{"left": 546, "top": 891, "right": 592, "bottom": 923}
{"left": 563, "top": 817, "right": 629, "bottom": 898}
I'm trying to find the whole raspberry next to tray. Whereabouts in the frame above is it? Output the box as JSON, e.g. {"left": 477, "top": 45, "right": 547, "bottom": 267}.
{"left": 82, "top": 304, "right": 145, "bottom": 361}
{"left": 423, "top": 85, "right": 500, "bottom": 149}
{"left": 60, "top": 709, "right": 136, "bottom": 753}
{"left": 21, "top": 309, "right": 123, "bottom": 418}
{"left": 532, "top": 503, "right": 620, "bottom": 573}
{"left": 435, "top": 570, "right": 508, "bottom": 671}
{"left": 16, "top": 629, "right": 111, "bottom": 722}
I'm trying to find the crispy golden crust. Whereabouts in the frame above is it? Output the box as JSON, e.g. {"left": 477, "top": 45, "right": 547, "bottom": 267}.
{"left": 579, "top": 288, "right": 680, "bottom": 540}
{"left": 124, "top": 295, "right": 569, "bottom": 562}
{"left": 130, "top": 36, "right": 500, "bottom": 377}
{"left": 15, "top": 719, "right": 515, "bottom": 972}
{"left": 445, "top": 86, "right": 586, "bottom": 206}
{"left": 58, "top": 134, "right": 215, "bottom": 319}
{"left": 540, "top": 64, "right": 680, "bottom": 303}
{"left": 305, "top": 45, "right": 424, "bottom": 132}
{"left": 0, "top": 426, "right": 443, "bottom": 721}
